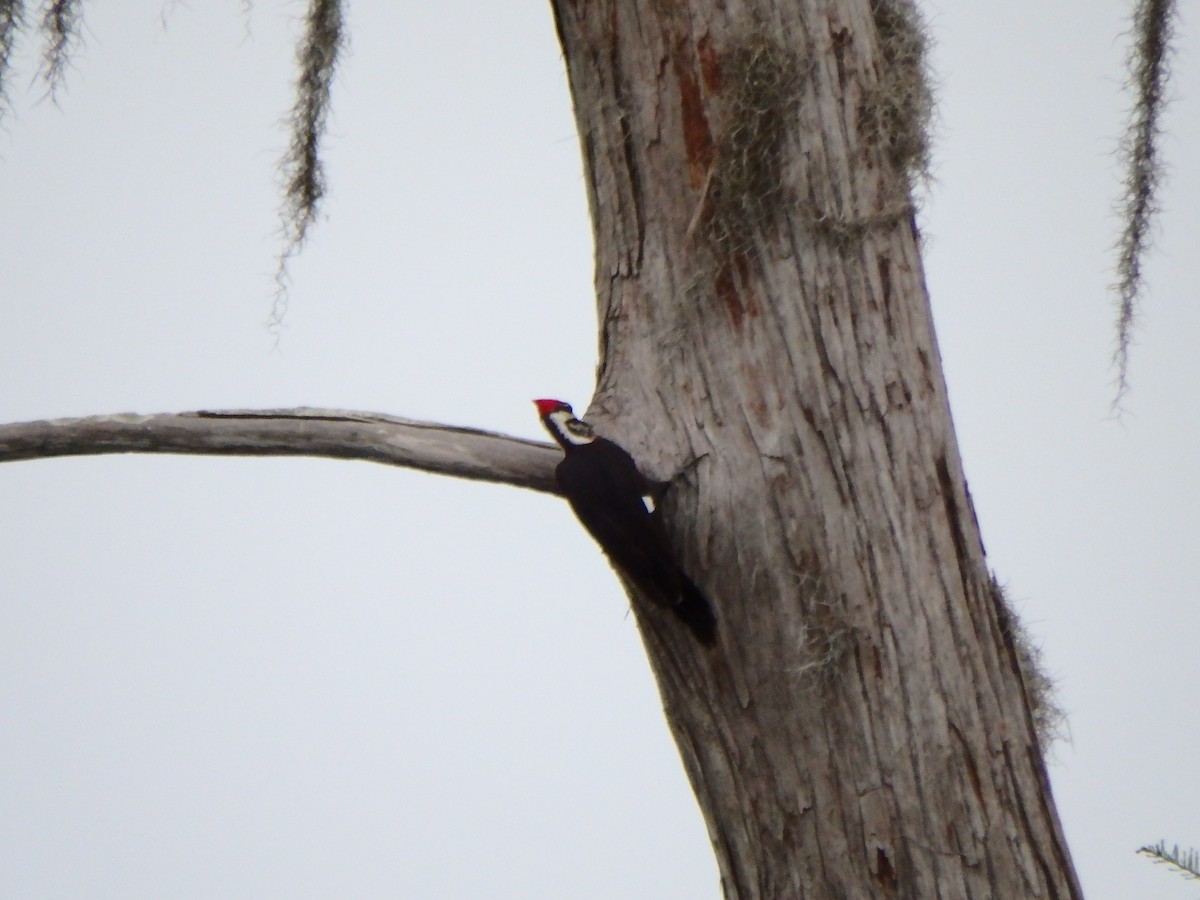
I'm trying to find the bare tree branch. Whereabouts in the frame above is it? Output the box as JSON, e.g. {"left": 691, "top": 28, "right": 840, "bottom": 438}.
{"left": 0, "top": 407, "right": 561, "bottom": 495}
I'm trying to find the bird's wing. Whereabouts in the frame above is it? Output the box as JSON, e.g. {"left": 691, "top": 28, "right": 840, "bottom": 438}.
{"left": 556, "top": 449, "right": 680, "bottom": 595}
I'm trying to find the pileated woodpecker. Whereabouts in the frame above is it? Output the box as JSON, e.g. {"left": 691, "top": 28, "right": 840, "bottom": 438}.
{"left": 533, "top": 399, "right": 717, "bottom": 646}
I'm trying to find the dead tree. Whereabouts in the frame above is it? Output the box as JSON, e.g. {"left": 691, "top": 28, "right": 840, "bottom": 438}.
{"left": 0, "top": 1, "right": 1082, "bottom": 895}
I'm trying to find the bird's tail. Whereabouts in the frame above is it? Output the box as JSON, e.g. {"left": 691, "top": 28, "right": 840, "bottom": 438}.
{"left": 672, "top": 576, "right": 718, "bottom": 647}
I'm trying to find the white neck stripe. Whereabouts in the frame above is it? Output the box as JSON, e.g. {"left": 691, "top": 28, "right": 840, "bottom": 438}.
{"left": 548, "top": 409, "right": 595, "bottom": 446}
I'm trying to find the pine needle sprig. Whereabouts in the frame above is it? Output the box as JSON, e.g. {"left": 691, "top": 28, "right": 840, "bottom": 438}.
{"left": 1138, "top": 841, "right": 1200, "bottom": 882}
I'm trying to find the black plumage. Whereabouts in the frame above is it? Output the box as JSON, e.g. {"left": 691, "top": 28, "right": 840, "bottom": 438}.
{"left": 535, "top": 400, "right": 717, "bottom": 646}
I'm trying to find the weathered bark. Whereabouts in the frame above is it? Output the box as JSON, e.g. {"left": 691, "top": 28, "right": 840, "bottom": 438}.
{"left": 0, "top": 409, "right": 560, "bottom": 494}
{"left": 551, "top": 1, "right": 1080, "bottom": 897}
{"left": 0, "top": 1, "right": 1081, "bottom": 895}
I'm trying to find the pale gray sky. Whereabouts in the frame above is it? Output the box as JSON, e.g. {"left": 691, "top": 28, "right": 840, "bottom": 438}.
{"left": 1, "top": 2, "right": 1197, "bottom": 897}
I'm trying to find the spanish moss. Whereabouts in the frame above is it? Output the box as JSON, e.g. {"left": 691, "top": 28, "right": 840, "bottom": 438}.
{"left": 1113, "top": 0, "right": 1176, "bottom": 408}
{"left": 862, "top": 0, "right": 934, "bottom": 190}
{"left": 271, "top": 0, "right": 345, "bottom": 331}
{"left": 38, "top": 0, "right": 83, "bottom": 96}
{"left": 0, "top": 0, "right": 25, "bottom": 123}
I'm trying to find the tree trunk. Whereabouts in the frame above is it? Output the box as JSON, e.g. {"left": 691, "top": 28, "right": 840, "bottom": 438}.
{"left": 550, "top": 0, "right": 1082, "bottom": 896}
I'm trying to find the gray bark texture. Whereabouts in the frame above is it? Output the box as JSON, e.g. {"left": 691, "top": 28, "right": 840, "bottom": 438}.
{"left": 550, "top": 0, "right": 1082, "bottom": 897}
{"left": 0, "top": 409, "right": 560, "bottom": 494}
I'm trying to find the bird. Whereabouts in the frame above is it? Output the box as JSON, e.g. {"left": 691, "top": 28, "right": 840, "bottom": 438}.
{"left": 533, "top": 398, "right": 717, "bottom": 646}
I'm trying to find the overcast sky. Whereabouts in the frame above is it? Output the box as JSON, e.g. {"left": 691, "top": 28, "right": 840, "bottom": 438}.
{"left": 1, "top": 2, "right": 1197, "bottom": 898}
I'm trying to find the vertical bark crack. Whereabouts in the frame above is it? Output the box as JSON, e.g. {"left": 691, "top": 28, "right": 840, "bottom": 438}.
{"left": 935, "top": 454, "right": 974, "bottom": 605}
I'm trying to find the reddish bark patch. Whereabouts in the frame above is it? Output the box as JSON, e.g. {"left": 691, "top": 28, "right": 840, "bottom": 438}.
{"left": 697, "top": 33, "right": 722, "bottom": 93}
{"left": 714, "top": 253, "right": 760, "bottom": 332}
{"left": 737, "top": 255, "right": 760, "bottom": 315}
{"left": 715, "top": 263, "right": 744, "bottom": 331}
{"left": 874, "top": 847, "right": 899, "bottom": 892}
{"left": 733, "top": 253, "right": 756, "bottom": 310}
{"left": 740, "top": 357, "right": 771, "bottom": 427}
{"left": 674, "top": 46, "right": 715, "bottom": 189}
{"left": 748, "top": 391, "right": 771, "bottom": 430}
